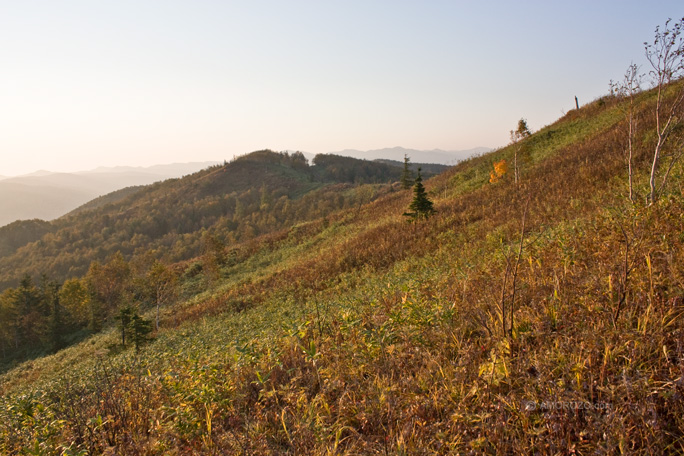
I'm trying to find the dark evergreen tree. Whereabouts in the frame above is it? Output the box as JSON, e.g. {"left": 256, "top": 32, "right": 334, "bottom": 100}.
{"left": 16, "top": 275, "right": 41, "bottom": 317}
{"left": 403, "top": 168, "right": 435, "bottom": 221}
{"left": 0, "top": 288, "right": 21, "bottom": 354}
{"left": 400, "top": 154, "right": 413, "bottom": 190}
{"left": 130, "top": 314, "right": 153, "bottom": 352}
{"left": 116, "top": 304, "right": 135, "bottom": 346}
{"left": 115, "top": 304, "right": 153, "bottom": 350}
{"left": 44, "top": 280, "right": 66, "bottom": 352}
{"left": 15, "top": 275, "right": 45, "bottom": 349}
{"left": 88, "top": 294, "right": 104, "bottom": 332}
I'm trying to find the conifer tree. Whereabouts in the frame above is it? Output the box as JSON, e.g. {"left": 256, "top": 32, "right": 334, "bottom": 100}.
{"left": 44, "top": 280, "right": 66, "bottom": 352}
{"left": 116, "top": 305, "right": 135, "bottom": 346}
{"left": 400, "top": 154, "right": 413, "bottom": 190}
{"left": 130, "top": 314, "right": 153, "bottom": 352}
{"left": 115, "top": 304, "right": 153, "bottom": 350}
{"left": 403, "top": 168, "right": 435, "bottom": 221}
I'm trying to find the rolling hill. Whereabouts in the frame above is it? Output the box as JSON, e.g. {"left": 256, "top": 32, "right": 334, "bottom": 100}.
{"left": 0, "top": 152, "right": 444, "bottom": 290}
{"left": 0, "top": 82, "right": 683, "bottom": 454}
{"left": 0, "top": 162, "right": 219, "bottom": 227}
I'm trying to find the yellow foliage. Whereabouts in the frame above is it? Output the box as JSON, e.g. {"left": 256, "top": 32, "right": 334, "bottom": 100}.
{"left": 489, "top": 159, "right": 508, "bottom": 183}
{"left": 478, "top": 338, "right": 510, "bottom": 386}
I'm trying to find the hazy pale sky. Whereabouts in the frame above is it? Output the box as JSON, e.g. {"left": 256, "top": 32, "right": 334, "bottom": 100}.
{"left": 1, "top": 1, "right": 682, "bottom": 176}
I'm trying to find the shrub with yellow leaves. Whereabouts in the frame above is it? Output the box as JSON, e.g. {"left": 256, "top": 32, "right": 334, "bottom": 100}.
{"left": 489, "top": 159, "right": 508, "bottom": 183}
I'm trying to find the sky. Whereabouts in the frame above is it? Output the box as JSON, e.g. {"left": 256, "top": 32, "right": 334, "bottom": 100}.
{"left": 1, "top": 1, "right": 682, "bottom": 176}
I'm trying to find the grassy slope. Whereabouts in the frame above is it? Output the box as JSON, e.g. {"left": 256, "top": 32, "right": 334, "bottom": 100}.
{"left": 1, "top": 88, "right": 684, "bottom": 454}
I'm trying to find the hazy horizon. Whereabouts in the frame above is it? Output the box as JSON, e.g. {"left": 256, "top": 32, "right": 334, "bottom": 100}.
{"left": 0, "top": 160, "right": 221, "bottom": 179}
{"left": 0, "top": 146, "right": 486, "bottom": 178}
{"left": 2, "top": 1, "right": 682, "bottom": 176}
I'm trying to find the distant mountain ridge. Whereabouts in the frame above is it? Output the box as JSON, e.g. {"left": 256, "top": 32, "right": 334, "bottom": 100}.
{"left": 0, "top": 162, "right": 219, "bottom": 227}
{"left": 328, "top": 146, "right": 491, "bottom": 165}
{"left": 79, "top": 162, "right": 222, "bottom": 177}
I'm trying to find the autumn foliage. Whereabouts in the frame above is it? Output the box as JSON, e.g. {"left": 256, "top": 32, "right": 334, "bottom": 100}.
{"left": 2, "top": 78, "right": 684, "bottom": 454}
{"left": 489, "top": 159, "right": 508, "bottom": 183}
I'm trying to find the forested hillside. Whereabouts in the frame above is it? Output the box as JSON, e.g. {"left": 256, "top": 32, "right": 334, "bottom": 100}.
{"left": 0, "top": 151, "right": 443, "bottom": 368}
{"left": 0, "top": 151, "right": 440, "bottom": 287}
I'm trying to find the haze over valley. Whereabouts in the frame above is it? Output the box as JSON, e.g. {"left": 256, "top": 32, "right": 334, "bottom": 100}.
{"left": 0, "top": 162, "right": 218, "bottom": 226}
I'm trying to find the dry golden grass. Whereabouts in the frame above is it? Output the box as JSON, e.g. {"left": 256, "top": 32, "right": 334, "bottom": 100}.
{"left": 1, "top": 85, "right": 684, "bottom": 454}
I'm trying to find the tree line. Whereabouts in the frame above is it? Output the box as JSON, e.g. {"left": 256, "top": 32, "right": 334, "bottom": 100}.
{"left": 0, "top": 252, "right": 177, "bottom": 368}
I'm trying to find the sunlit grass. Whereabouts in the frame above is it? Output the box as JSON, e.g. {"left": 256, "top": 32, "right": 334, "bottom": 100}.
{"left": 1, "top": 85, "right": 684, "bottom": 454}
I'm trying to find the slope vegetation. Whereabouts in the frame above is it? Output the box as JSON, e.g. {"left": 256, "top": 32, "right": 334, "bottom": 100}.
{"left": 0, "top": 151, "right": 437, "bottom": 290}
{"left": 0, "top": 152, "right": 442, "bottom": 368}
{"left": 1, "top": 86, "right": 683, "bottom": 454}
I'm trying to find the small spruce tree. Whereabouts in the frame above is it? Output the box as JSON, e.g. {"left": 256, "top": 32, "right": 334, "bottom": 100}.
{"left": 116, "top": 304, "right": 135, "bottom": 346}
{"left": 115, "top": 304, "right": 153, "bottom": 350}
{"left": 45, "top": 280, "right": 66, "bottom": 352}
{"left": 130, "top": 314, "right": 153, "bottom": 352}
{"left": 403, "top": 168, "right": 435, "bottom": 221}
{"left": 400, "top": 154, "right": 413, "bottom": 190}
